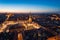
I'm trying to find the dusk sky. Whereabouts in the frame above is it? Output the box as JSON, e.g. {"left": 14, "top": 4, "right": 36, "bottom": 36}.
{"left": 0, "top": 0, "right": 60, "bottom": 12}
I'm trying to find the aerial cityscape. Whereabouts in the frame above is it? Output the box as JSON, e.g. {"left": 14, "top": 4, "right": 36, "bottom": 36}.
{"left": 0, "top": 0, "right": 60, "bottom": 40}
{"left": 0, "top": 13, "right": 60, "bottom": 40}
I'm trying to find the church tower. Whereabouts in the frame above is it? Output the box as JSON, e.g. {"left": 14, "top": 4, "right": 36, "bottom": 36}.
{"left": 28, "top": 12, "right": 32, "bottom": 23}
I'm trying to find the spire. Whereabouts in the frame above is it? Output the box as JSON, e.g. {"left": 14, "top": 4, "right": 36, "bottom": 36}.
{"left": 28, "top": 12, "right": 32, "bottom": 23}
